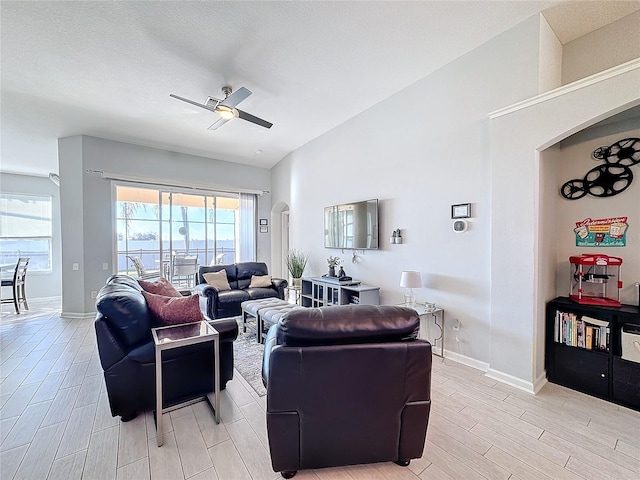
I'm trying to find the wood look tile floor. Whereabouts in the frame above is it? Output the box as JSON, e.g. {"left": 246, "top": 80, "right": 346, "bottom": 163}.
{"left": 1, "top": 298, "right": 640, "bottom": 480}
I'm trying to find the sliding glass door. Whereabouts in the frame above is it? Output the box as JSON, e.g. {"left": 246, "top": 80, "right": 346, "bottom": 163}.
{"left": 115, "top": 185, "right": 252, "bottom": 283}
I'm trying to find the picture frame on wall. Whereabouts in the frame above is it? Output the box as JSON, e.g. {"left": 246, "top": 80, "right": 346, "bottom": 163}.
{"left": 259, "top": 219, "right": 268, "bottom": 226}
{"left": 451, "top": 203, "right": 471, "bottom": 219}
{"left": 260, "top": 226, "right": 268, "bottom": 233}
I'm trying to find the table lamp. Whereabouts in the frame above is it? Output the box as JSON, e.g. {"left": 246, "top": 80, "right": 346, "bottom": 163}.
{"left": 400, "top": 270, "right": 421, "bottom": 306}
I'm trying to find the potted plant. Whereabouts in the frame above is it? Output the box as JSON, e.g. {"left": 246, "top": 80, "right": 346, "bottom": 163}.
{"left": 327, "top": 255, "right": 342, "bottom": 277}
{"left": 286, "top": 249, "right": 309, "bottom": 287}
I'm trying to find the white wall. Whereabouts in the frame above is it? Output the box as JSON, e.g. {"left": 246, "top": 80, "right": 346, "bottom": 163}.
{"left": 271, "top": 14, "right": 546, "bottom": 367}
{"left": 0, "top": 172, "right": 62, "bottom": 300}
{"left": 58, "top": 135, "right": 272, "bottom": 317}
{"left": 538, "top": 15, "right": 562, "bottom": 93}
{"left": 562, "top": 10, "right": 640, "bottom": 85}
{"left": 490, "top": 65, "right": 640, "bottom": 387}
{"left": 537, "top": 145, "right": 560, "bottom": 381}
{"left": 58, "top": 136, "right": 86, "bottom": 315}
{"left": 554, "top": 117, "right": 640, "bottom": 305}
{"left": 272, "top": 12, "right": 640, "bottom": 389}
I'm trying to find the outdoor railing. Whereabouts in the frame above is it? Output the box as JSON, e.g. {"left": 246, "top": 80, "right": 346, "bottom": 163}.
{"left": 117, "top": 247, "right": 236, "bottom": 276}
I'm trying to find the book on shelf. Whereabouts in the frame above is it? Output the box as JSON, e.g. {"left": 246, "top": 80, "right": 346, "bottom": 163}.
{"left": 554, "top": 310, "right": 610, "bottom": 351}
{"left": 577, "top": 320, "right": 585, "bottom": 348}
{"left": 581, "top": 315, "right": 609, "bottom": 327}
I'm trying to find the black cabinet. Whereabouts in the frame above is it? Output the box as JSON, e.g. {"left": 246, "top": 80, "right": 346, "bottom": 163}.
{"left": 551, "top": 344, "right": 610, "bottom": 397}
{"left": 612, "top": 357, "right": 640, "bottom": 408}
{"left": 546, "top": 297, "right": 640, "bottom": 411}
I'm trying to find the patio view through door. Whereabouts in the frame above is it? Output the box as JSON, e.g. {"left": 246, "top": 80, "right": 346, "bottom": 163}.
{"left": 115, "top": 185, "right": 250, "bottom": 286}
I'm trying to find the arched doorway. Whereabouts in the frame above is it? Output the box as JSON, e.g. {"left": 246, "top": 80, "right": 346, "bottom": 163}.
{"left": 488, "top": 61, "right": 640, "bottom": 391}
{"left": 271, "top": 201, "right": 290, "bottom": 279}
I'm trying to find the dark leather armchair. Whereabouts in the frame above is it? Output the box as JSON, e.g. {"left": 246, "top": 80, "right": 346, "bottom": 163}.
{"left": 195, "top": 262, "right": 287, "bottom": 319}
{"left": 262, "top": 305, "right": 432, "bottom": 478}
{"left": 94, "top": 275, "right": 238, "bottom": 421}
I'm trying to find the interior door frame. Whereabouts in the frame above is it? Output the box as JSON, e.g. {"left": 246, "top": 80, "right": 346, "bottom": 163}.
{"left": 281, "top": 210, "right": 290, "bottom": 281}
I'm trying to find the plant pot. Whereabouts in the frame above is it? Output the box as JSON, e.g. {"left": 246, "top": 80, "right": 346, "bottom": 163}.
{"left": 292, "top": 277, "right": 302, "bottom": 288}
{"left": 328, "top": 266, "right": 336, "bottom": 277}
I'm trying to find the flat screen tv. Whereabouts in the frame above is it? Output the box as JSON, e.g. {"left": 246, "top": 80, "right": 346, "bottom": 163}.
{"left": 324, "top": 199, "right": 379, "bottom": 250}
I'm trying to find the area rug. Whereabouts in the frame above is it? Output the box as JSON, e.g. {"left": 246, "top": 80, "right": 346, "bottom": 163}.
{"left": 232, "top": 317, "right": 267, "bottom": 396}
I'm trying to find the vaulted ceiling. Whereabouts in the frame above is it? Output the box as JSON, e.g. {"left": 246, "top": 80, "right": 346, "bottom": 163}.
{"left": 1, "top": 1, "right": 638, "bottom": 176}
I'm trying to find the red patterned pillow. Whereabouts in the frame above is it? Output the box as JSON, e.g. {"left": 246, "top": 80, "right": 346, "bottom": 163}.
{"left": 142, "top": 291, "right": 203, "bottom": 326}
{"left": 138, "top": 277, "right": 182, "bottom": 297}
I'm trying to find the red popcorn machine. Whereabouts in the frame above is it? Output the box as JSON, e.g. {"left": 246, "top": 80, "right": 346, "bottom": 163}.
{"left": 569, "top": 254, "right": 622, "bottom": 307}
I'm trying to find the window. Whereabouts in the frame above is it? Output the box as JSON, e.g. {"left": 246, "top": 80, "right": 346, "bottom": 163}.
{"left": 0, "top": 193, "right": 53, "bottom": 272}
{"left": 115, "top": 185, "right": 255, "bottom": 281}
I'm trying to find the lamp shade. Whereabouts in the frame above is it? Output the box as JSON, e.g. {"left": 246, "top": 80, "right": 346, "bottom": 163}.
{"left": 400, "top": 271, "right": 421, "bottom": 289}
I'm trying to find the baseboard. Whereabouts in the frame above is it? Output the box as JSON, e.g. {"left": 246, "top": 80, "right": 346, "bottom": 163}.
{"left": 445, "top": 349, "right": 549, "bottom": 395}
{"left": 485, "top": 368, "right": 538, "bottom": 394}
{"left": 444, "top": 349, "right": 490, "bottom": 372}
{"left": 61, "top": 311, "right": 96, "bottom": 320}
{"left": 26, "top": 295, "right": 62, "bottom": 304}
{"left": 533, "top": 371, "right": 548, "bottom": 394}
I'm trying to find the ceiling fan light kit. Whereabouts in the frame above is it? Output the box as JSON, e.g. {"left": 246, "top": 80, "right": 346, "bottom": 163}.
{"left": 217, "top": 105, "right": 236, "bottom": 119}
{"left": 170, "top": 85, "right": 272, "bottom": 130}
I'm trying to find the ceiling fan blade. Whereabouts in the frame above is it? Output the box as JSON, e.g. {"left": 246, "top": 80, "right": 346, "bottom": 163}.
{"left": 220, "top": 87, "right": 252, "bottom": 108}
{"left": 170, "top": 94, "right": 218, "bottom": 113}
{"left": 236, "top": 109, "right": 273, "bottom": 129}
{"left": 207, "top": 116, "right": 231, "bottom": 130}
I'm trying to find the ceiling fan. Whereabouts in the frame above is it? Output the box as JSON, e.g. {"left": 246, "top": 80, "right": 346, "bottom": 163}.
{"left": 170, "top": 86, "right": 273, "bottom": 130}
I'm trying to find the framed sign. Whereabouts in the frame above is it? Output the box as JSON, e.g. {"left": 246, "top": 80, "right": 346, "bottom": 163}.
{"left": 574, "top": 216, "right": 628, "bottom": 247}
{"left": 451, "top": 203, "right": 471, "bottom": 219}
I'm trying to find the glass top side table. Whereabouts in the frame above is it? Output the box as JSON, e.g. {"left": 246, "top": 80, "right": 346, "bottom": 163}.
{"left": 287, "top": 285, "right": 302, "bottom": 305}
{"left": 398, "top": 302, "right": 445, "bottom": 360}
{"left": 151, "top": 320, "right": 220, "bottom": 447}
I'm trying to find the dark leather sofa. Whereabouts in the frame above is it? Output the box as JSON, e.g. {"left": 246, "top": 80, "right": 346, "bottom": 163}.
{"left": 196, "top": 262, "right": 287, "bottom": 319}
{"left": 262, "top": 304, "right": 432, "bottom": 478}
{"left": 94, "top": 274, "right": 238, "bottom": 421}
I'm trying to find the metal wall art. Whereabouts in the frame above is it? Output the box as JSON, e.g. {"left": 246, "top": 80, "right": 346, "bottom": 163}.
{"left": 561, "top": 137, "right": 640, "bottom": 200}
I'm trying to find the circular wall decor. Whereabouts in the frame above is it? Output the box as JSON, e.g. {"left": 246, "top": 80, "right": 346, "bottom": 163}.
{"left": 453, "top": 219, "right": 468, "bottom": 233}
{"left": 562, "top": 137, "right": 639, "bottom": 200}
{"left": 560, "top": 179, "right": 588, "bottom": 200}
{"left": 602, "top": 138, "right": 640, "bottom": 166}
{"left": 585, "top": 164, "right": 633, "bottom": 197}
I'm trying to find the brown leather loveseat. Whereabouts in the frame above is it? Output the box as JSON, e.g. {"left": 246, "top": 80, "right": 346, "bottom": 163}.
{"left": 262, "top": 304, "right": 432, "bottom": 478}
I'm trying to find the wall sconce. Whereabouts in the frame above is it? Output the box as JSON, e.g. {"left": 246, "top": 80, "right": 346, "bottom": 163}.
{"left": 391, "top": 228, "right": 403, "bottom": 244}
{"left": 48, "top": 173, "right": 60, "bottom": 186}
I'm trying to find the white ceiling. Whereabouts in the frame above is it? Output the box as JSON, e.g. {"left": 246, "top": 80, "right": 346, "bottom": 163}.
{"left": 1, "top": 1, "right": 638, "bottom": 177}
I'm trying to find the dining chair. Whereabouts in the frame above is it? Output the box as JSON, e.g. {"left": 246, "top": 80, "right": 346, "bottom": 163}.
{"left": 209, "top": 253, "right": 225, "bottom": 266}
{"left": 126, "top": 255, "right": 160, "bottom": 280}
{"left": 172, "top": 255, "right": 199, "bottom": 287}
{"left": 1, "top": 257, "right": 30, "bottom": 314}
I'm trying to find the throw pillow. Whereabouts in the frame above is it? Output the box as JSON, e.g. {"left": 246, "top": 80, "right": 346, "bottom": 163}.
{"left": 138, "top": 277, "right": 182, "bottom": 297}
{"left": 203, "top": 270, "right": 231, "bottom": 291}
{"left": 141, "top": 291, "right": 203, "bottom": 326}
{"left": 249, "top": 274, "right": 272, "bottom": 288}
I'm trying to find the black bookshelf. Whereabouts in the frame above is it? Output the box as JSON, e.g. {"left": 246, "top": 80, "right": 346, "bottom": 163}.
{"left": 546, "top": 296, "right": 640, "bottom": 411}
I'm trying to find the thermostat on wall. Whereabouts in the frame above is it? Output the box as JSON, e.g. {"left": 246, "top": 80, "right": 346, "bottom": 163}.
{"left": 452, "top": 219, "right": 468, "bottom": 233}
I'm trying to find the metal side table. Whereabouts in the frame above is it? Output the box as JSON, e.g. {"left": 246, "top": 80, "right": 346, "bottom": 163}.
{"left": 287, "top": 285, "right": 302, "bottom": 305}
{"left": 399, "top": 302, "right": 445, "bottom": 360}
{"left": 152, "top": 321, "right": 220, "bottom": 447}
